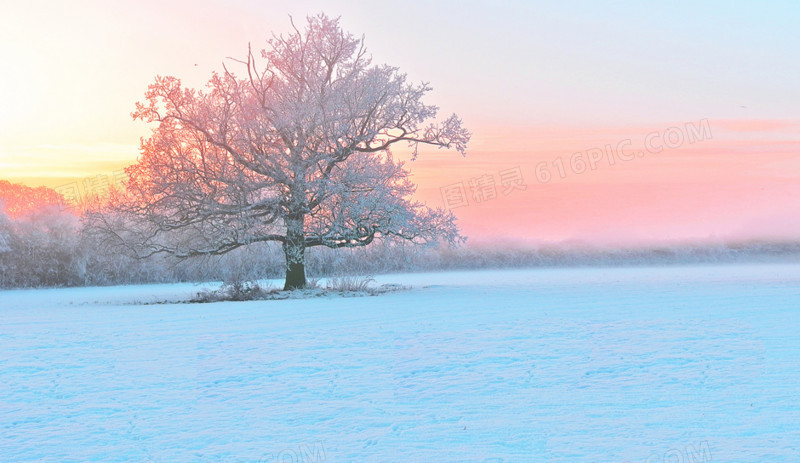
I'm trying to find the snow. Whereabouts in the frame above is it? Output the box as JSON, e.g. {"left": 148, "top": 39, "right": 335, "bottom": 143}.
{"left": 1, "top": 263, "right": 799, "bottom": 462}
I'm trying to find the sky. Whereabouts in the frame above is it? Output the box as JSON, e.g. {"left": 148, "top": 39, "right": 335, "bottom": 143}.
{"left": 1, "top": 0, "right": 798, "bottom": 246}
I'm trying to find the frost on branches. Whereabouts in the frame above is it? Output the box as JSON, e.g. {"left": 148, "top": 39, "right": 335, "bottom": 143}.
{"left": 99, "top": 14, "right": 470, "bottom": 290}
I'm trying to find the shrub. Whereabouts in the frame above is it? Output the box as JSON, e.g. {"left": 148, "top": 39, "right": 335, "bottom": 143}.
{"left": 325, "top": 275, "right": 375, "bottom": 292}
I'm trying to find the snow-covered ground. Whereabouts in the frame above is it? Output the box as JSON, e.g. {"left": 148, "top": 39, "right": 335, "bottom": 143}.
{"left": 1, "top": 264, "right": 799, "bottom": 462}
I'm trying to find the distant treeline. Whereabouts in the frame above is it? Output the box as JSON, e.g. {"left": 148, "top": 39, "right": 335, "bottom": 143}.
{"left": 2, "top": 200, "right": 799, "bottom": 289}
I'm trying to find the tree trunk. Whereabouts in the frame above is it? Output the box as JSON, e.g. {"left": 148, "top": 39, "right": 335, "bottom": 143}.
{"left": 282, "top": 212, "right": 306, "bottom": 290}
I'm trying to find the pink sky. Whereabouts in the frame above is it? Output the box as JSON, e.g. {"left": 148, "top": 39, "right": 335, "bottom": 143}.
{"left": 1, "top": 1, "right": 798, "bottom": 246}
{"left": 407, "top": 119, "right": 800, "bottom": 245}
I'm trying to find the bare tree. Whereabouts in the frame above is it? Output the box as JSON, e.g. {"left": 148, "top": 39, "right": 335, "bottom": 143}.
{"left": 101, "top": 14, "right": 470, "bottom": 290}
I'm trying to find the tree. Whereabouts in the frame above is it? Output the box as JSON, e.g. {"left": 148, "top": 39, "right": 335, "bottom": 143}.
{"left": 0, "top": 209, "right": 11, "bottom": 255}
{"left": 101, "top": 14, "right": 470, "bottom": 290}
{"left": 0, "top": 180, "right": 66, "bottom": 218}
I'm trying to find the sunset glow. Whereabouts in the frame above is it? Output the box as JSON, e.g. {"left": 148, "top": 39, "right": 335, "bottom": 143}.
{"left": 2, "top": 0, "right": 798, "bottom": 245}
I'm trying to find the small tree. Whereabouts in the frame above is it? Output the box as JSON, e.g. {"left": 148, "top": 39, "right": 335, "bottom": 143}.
{"left": 103, "top": 14, "right": 470, "bottom": 290}
{"left": 0, "top": 208, "right": 12, "bottom": 254}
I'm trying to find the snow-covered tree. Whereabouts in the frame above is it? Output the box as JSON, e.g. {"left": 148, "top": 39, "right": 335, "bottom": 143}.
{"left": 0, "top": 209, "right": 11, "bottom": 255}
{"left": 101, "top": 14, "right": 470, "bottom": 289}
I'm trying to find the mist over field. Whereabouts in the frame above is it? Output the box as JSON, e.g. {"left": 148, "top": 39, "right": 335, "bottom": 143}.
{"left": 2, "top": 190, "right": 800, "bottom": 290}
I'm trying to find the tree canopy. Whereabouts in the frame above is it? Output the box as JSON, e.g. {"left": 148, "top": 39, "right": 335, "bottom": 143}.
{"left": 99, "top": 14, "right": 470, "bottom": 289}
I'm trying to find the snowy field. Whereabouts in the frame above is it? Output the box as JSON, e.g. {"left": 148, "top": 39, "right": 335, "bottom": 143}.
{"left": 1, "top": 263, "right": 799, "bottom": 462}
